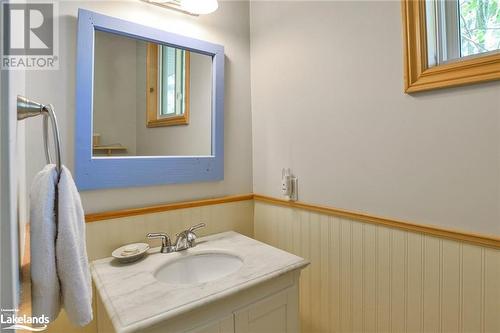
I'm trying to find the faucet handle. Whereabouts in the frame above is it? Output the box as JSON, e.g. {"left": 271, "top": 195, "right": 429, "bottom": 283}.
{"left": 189, "top": 223, "right": 206, "bottom": 233}
{"left": 147, "top": 232, "right": 168, "bottom": 241}
{"left": 147, "top": 232, "right": 172, "bottom": 253}
{"left": 174, "top": 223, "right": 206, "bottom": 250}
{"left": 186, "top": 223, "right": 206, "bottom": 245}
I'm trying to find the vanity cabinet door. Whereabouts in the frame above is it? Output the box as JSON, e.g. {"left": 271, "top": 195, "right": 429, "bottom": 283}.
{"left": 234, "top": 288, "right": 299, "bottom": 333}
{"left": 184, "top": 315, "right": 234, "bottom": 333}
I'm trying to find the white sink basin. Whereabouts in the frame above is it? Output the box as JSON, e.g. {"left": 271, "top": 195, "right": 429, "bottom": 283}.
{"left": 155, "top": 252, "right": 243, "bottom": 285}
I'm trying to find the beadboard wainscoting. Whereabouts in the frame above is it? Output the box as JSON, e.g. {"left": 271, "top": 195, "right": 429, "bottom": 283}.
{"left": 37, "top": 195, "right": 500, "bottom": 333}
{"left": 254, "top": 200, "right": 500, "bottom": 333}
{"left": 85, "top": 197, "right": 254, "bottom": 260}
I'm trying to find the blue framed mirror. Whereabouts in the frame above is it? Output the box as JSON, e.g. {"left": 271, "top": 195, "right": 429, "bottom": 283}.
{"left": 75, "top": 9, "right": 224, "bottom": 190}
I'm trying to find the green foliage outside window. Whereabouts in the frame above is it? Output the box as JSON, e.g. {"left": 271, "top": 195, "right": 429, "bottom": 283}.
{"left": 459, "top": 0, "right": 500, "bottom": 56}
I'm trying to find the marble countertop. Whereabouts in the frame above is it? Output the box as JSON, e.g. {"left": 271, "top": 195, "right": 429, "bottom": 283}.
{"left": 91, "top": 231, "right": 308, "bottom": 333}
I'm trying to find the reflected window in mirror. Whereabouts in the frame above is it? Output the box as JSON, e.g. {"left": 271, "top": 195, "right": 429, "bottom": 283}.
{"left": 161, "top": 46, "right": 188, "bottom": 118}
{"left": 426, "top": 0, "right": 500, "bottom": 67}
{"left": 147, "top": 44, "right": 191, "bottom": 127}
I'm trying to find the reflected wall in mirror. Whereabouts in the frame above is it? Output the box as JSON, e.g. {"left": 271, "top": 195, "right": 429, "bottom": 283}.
{"left": 93, "top": 30, "right": 212, "bottom": 157}
{"left": 402, "top": 0, "right": 500, "bottom": 93}
{"left": 426, "top": 0, "right": 500, "bottom": 67}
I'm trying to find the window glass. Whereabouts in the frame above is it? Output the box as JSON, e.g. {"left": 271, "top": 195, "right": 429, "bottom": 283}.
{"left": 459, "top": 0, "right": 500, "bottom": 57}
{"left": 160, "top": 46, "right": 186, "bottom": 116}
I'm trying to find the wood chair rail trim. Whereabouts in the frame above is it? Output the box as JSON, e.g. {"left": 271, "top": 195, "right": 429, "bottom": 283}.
{"left": 85, "top": 193, "right": 500, "bottom": 249}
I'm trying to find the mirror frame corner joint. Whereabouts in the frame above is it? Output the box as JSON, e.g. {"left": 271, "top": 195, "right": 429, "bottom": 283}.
{"left": 75, "top": 9, "right": 224, "bottom": 190}
{"left": 401, "top": 0, "right": 500, "bottom": 93}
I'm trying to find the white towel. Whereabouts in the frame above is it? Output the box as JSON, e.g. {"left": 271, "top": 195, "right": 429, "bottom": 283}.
{"left": 30, "top": 164, "right": 61, "bottom": 322}
{"left": 56, "top": 166, "right": 93, "bottom": 326}
{"left": 30, "top": 164, "right": 93, "bottom": 327}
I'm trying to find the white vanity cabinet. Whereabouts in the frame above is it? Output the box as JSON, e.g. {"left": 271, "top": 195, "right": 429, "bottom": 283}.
{"left": 233, "top": 287, "right": 298, "bottom": 333}
{"left": 180, "top": 284, "right": 297, "bottom": 333}
{"left": 97, "top": 269, "right": 301, "bottom": 333}
{"left": 184, "top": 315, "right": 234, "bottom": 333}
{"left": 92, "top": 232, "right": 308, "bottom": 333}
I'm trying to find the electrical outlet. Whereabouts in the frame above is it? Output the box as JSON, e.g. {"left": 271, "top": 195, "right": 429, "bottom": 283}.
{"left": 281, "top": 168, "right": 298, "bottom": 201}
{"left": 281, "top": 168, "right": 291, "bottom": 196}
{"left": 289, "top": 176, "right": 298, "bottom": 201}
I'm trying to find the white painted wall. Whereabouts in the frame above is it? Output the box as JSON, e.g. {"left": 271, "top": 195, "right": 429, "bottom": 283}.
{"left": 23, "top": 0, "right": 500, "bottom": 236}
{"left": 25, "top": 0, "right": 253, "bottom": 213}
{"left": 250, "top": 1, "right": 500, "bottom": 236}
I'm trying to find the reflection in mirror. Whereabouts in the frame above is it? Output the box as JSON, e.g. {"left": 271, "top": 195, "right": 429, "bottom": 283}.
{"left": 426, "top": 0, "right": 500, "bottom": 67}
{"left": 147, "top": 44, "right": 190, "bottom": 127}
{"left": 93, "top": 30, "right": 212, "bottom": 157}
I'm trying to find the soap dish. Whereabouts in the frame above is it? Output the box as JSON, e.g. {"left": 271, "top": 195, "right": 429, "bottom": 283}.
{"left": 112, "top": 243, "right": 150, "bottom": 263}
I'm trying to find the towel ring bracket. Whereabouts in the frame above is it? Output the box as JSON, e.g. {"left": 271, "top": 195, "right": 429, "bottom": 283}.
{"left": 16, "top": 95, "right": 62, "bottom": 176}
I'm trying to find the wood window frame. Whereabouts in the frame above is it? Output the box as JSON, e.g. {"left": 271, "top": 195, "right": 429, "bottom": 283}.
{"left": 146, "top": 43, "right": 191, "bottom": 127}
{"left": 402, "top": 0, "right": 500, "bottom": 93}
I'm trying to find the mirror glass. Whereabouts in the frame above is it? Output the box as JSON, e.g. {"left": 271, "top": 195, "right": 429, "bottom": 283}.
{"left": 92, "top": 30, "right": 213, "bottom": 157}
{"left": 425, "top": 0, "right": 500, "bottom": 67}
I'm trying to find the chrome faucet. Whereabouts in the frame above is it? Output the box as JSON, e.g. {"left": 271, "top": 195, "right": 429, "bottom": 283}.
{"left": 174, "top": 223, "right": 206, "bottom": 251}
{"left": 147, "top": 232, "right": 174, "bottom": 253}
{"left": 147, "top": 223, "right": 206, "bottom": 253}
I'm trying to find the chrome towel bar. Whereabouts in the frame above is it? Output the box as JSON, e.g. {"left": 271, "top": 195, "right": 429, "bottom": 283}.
{"left": 16, "top": 95, "right": 62, "bottom": 176}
